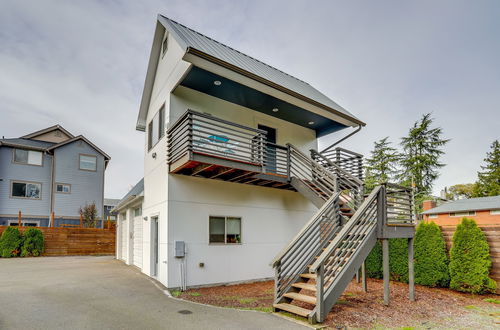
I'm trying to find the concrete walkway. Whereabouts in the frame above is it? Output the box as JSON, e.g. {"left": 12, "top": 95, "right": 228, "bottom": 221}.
{"left": 0, "top": 256, "right": 309, "bottom": 330}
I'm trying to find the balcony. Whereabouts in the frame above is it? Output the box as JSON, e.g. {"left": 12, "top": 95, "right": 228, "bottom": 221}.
{"left": 167, "top": 110, "right": 293, "bottom": 190}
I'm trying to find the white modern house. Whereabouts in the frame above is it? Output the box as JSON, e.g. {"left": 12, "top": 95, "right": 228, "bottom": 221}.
{"left": 117, "top": 15, "right": 416, "bottom": 323}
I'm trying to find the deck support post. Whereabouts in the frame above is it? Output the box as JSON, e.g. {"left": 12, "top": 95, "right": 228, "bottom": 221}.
{"left": 314, "top": 263, "right": 324, "bottom": 323}
{"left": 382, "top": 238, "right": 390, "bottom": 306}
{"left": 361, "top": 260, "right": 367, "bottom": 292}
{"left": 356, "top": 269, "right": 360, "bottom": 283}
{"left": 408, "top": 237, "right": 415, "bottom": 301}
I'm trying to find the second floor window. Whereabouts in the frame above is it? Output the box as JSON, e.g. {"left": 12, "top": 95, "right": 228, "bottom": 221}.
{"left": 13, "top": 149, "right": 42, "bottom": 166}
{"left": 56, "top": 183, "right": 71, "bottom": 193}
{"left": 148, "top": 105, "right": 165, "bottom": 150}
{"left": 11, "top": 181, "right": 41, "bottom": 199}
{"left": 80, "top": 154, "right": 97, "bottom": 171}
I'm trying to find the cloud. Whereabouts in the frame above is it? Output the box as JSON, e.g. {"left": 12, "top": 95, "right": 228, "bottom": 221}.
{"left": 1, "top": 0, "right": 499, "bottom": 198}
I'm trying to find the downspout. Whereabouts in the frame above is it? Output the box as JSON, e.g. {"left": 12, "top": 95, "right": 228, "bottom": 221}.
{"left": 320, "top": 125, "right": 362, "bottom": 154}
{"left": 49, "top": 151, "right": 55, "bottom": 227}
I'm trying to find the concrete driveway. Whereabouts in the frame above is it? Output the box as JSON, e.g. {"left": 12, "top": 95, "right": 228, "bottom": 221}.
{"left": 0, "top": 256, "right": 308, "bottom": 330}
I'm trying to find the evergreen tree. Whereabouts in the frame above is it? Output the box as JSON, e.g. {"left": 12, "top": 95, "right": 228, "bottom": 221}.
{"left": 364, "top": 137, "right": 400, "bottom": 191}
{"left": 399, "top": 114, "right": 450, "bottom": 211}
{"left": 473, "top": 140, "right": 500, "bottom": 197}
{"left": 414, "top": 222, "right": 449, "bottom": 287}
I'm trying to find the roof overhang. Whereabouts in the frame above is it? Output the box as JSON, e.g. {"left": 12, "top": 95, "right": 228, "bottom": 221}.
{"left": 21, "top": 124, "right": 74, "bottom": 139}
{"left": 113, "top": 193, "right": 144, "bottom": 213}
{"left": 0, "top": 141, "right": 47, "bottom": 151}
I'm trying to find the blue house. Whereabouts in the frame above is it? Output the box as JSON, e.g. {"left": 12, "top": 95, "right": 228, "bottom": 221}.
{"left": 0, "top": 125, "right": 110, "bottom": 227}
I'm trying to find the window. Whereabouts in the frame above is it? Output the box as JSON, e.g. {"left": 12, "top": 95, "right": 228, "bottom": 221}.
{"left": 11, "top": 181, "right": 41, "bottom": 199}
{"left": 209, "top": 216, "right": 241, "bottom": 244}
{"left": 491, "top": 210, "right": 500, "bottom": 215}
{"left": 8, "top": 220, "right": 40, "bottom": 227}
{"left": 56, "top": 183, "right": 71, "bottom": 193}
{"left": 148, "top": 105, "right": 165, "bottom": 150}
{"left": 428, "top": 214, "right": 438, "bottom": 219}
{"left": 13, "top": 149, "right": 42, "bottom": 166}
{"left": 134, "top": 207, "right": 142, "bottom": 217}
{"left": 79, "top": 154, "right": 97, "bottom": 171}
{"left": 450, "top": 211, "right": 476, "bottom": 217}
{"left": 162, "top": 34, "right": 168, "bottom": 57}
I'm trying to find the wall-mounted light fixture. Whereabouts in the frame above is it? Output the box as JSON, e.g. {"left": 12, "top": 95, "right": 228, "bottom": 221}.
{"left": 143, "top": 216, "right": 148, "bottom": 221}
{"left": 152, "top": 152, "right": 157, "bottom": 159}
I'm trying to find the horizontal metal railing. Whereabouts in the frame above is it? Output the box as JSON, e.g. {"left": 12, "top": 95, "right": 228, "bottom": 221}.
{"left": 167, "top": 110, "right": 267, "bottom": 166}
{"left": 271, "top": 192, "right": 342, "bottom": 303}
{"left": 318, "top": 147, "right": 364, "bottom": 181}
{"left": 384, "top": 182, "right": 415, "bottom": 225}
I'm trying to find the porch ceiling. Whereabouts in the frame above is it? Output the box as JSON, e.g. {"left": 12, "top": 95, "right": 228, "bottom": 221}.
{"left": 177, "top": 66, "right": 348, "bottom": 137}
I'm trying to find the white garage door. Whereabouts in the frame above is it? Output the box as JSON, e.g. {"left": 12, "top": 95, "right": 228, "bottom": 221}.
{"left": 133, "top": 216, "right": 143, "bottom": 268}
{"left": 120, "top": 217, "right": 127, "bottom": 261}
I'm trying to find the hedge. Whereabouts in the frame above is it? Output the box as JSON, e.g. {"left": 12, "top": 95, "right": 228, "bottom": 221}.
{"left": 414, "top": 222, "right": 449, "bottom": 287}
{"left": 21, "top": 228, "right": 44, "bottom": 257}
{"left": 449, "top": 218, "right": 497, "bottom": 293}
{"left": 365, "top": 239, "right": 409, "bottom": 281}
{"left": 0, "top": 227, "right": 23, "bottom": 258}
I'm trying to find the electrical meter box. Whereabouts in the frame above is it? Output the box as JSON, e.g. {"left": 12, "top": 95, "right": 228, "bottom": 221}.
{"left": 175, "top": 241, "right": 185, "bottom": 258}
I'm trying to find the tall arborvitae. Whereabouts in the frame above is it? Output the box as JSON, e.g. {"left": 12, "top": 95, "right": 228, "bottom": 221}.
{"left": 473, "top": 140, "right": 500, "bottom": 197}
{"left": 364, "top": 137, "right": 400, "bottom": 191}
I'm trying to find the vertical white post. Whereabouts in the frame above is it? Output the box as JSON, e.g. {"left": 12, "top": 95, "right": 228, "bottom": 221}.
{"left": 408, "top": 237, "right": 415, "bottom": 301}
{"left": 382, "top": 238, "right": 390, "bottom": 306}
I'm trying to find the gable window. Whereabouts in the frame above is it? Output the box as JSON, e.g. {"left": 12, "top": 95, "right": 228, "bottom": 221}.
{"left": 56, "top": 183, "right": 71, "bottom": 193}
{"left": 79, "top": 154, "right": 97, "bottom": 171}
{"left": 134, "top": 207, "right": 142, "bottom": 217}
{"left": 148, "top": 105, "right": 165, "bottom": 150}
{"left": 209, "top": 216, "right": 241, "bottom": 244}
{"left": 11, "top": 181, "right": 41, "bottom": 199}
{"left": 449, "top": 211, "right": 476, "bottom": 217}
{"left": 162, "top": 34, "right": 169, "bottom": 57}
{"left": 13, "top": 149, "right": 42, "bottom": 166}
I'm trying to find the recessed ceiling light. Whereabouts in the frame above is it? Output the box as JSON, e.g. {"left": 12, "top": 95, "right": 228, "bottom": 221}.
{"left": 214, "top": 80, "right": 221, "bottom": 86}
{"left": 308, "top": 121, "right": 315, "bottom": 125}
{"left": 272, "top": 108, "right": 279, "bottom": 112}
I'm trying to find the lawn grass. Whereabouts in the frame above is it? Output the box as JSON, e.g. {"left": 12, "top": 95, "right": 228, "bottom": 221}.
{"left": 483, "top": 298, "right": 500, "bottom": 304}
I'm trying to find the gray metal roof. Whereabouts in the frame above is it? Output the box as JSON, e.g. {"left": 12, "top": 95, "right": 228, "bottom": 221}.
{"left": 159, "top": 15, "right": 361, "bottom": 125}
{"left": 422, "top": 196, "right": 500, "bottom": 214}
{"left": 114, "top": 178, "right": 144, "bottom": 211}
{"left": 0, "top": 138, "right": 55, "bottom": 150}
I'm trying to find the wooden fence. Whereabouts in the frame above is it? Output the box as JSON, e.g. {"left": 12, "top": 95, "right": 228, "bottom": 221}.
{"left": 441, "top": 225, "right": 500, "bottom": 294}
{"left": 0, "top": 226, "right": 115, "bottom": 256}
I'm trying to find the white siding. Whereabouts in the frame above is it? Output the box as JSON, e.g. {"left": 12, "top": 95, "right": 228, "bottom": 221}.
{"left": 120, "top": 217, "right": 128, "bottom": 261}
{"left": 133, "top": 215, "right": 143, "bottom": 268}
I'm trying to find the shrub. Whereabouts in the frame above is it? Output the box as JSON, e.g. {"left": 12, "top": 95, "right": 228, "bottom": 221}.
{"left": 365, "top": 240, "right": 383, "bottom": 278}
{"left": 79, "top": 202, "right": 98, "bottom": 228}
{"left": 414, "top": 222, "right": 450, "bottom": 287}
{"left": 449, "top": 218, "right": 497, "bottom": 294}
{"left": 0, "top": 227, "right": 23, "bottom": 258}
{"left": 21, "top": 228, "right": 44, "bottom": 257}
{"left": 389, "top": 238, "right": 409, "bottom": 282}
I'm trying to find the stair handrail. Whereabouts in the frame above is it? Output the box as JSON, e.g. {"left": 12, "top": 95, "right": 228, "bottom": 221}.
{"left": 270, "top": 191, "right": 342, "bottom": 268}
{"left": 310, "top": 149, "right": 363, "bottom": 187}
{"left": 309, "top": 185, "right": 382, "bottom": 274}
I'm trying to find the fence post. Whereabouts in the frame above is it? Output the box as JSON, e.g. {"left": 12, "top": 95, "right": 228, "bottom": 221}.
{"left": 18, "top": 210, "right": 22, "bottom": 226}
{"left": 80, "top": 214, "right": 83, "bottom": 228}
{"left": 108, "top": 216, "right": 111, "bottom": 230}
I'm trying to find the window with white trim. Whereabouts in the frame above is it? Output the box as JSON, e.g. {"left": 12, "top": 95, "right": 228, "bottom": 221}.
{"left": 490, "top": 209, "right": 500, "bottom": 215}
{"left": 134, "top": 207, "right": 142, "bottom": 217}
{"left": 148, "top": 105, "right": 165, "bottom": 150}
{"left": 13, "top": 149, "right": 42, "bottom": 166}
{"left": 209, "top": 216, "right": 241, "bottom": 244}
{"left": 11, "top": 181, "right": 41, "bottom": 199}
{"left": 428, "top": 214, "right": 438, "bottom": 219}
{"left": 449, "top": 211, "right": 476, "bottom": 217}
{"left": 56, "top": 183, "right": 71, "bottom": 193}
{"left": 8, "top": 220, "right": 39, "bottom": 227}
{"left": 79, "top": 154, "right": 97, "bottom": 171}
{"left": 162, "top": 34, "right": 168, "bottom": 57}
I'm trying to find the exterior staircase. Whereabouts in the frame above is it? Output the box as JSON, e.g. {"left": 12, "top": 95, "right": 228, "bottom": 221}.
{"left": 271, "top": 144, "right": 403, "bottom": 323}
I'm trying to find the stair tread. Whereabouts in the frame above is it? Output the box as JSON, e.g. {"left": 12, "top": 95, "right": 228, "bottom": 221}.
{"left": 284, "top": 292, "right": 317, "bottom": 305}
{"left": 273, "top": 303, "right": 313, "bottom": 317}
{"left": 292, "top": 282, "right": 317, "bottom": 291}
{"left": 300, "top": 273, "right": 317, "bottom": 279}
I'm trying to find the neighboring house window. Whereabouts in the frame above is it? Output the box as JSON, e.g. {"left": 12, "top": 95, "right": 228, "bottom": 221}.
{"left": 134, "top": 207, "right": 142, "bottom": 217}
{"left": 79, "top": 154, "right": 97, "bottom": 171}
{"left": 148, "top": 105, "right": 165, "bottom": 150}
{"left": 209, "top": 216, "right": 241, "bottom": 244}
{"left": 11, "top": 181, "right": 41, "bottom": 199}
{"left": 162, "top": 34, "right": 168, "bottom": 57}
{"left": 8, "top": 220, "right": 40, "bottom": 227}
{"left": 13, "top": 149, "right": 42, "bottom": 166}
{"left": 490, "top": 210, "right": 500, "bottom": 215}
{"left": 56, "top": 183, "right": 71, "bottom": 193}
{"left": 428, "top": 214, "right": 438, "bottom": 219}
{"left": 449, "top": 211, "right": 476, "bottom": 217}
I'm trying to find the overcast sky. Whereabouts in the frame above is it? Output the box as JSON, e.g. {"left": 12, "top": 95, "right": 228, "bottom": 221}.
{"left": 1, "top": 1, "right": 499, "bottom": 198}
